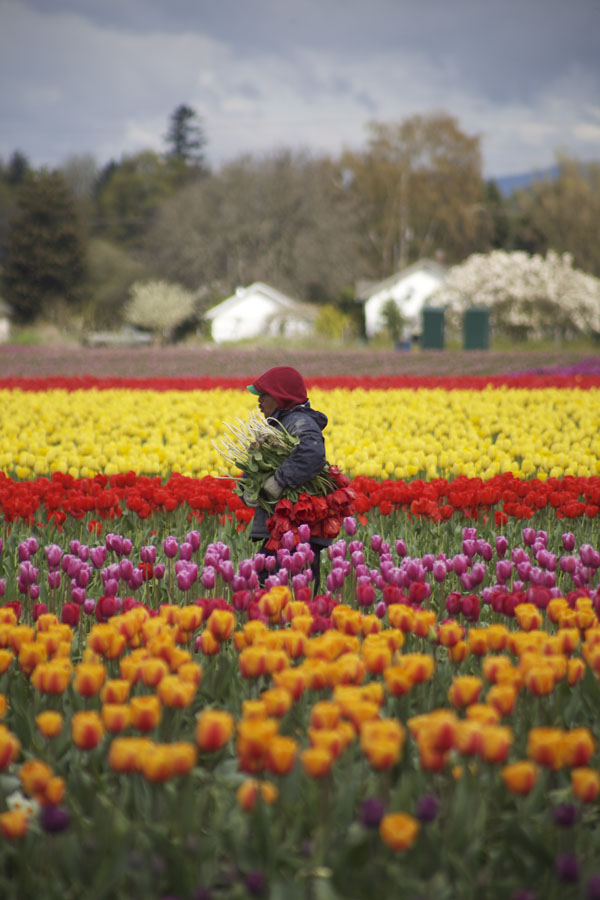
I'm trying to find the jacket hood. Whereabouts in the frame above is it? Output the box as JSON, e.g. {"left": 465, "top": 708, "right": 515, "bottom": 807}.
{"left": 249, "top": 366, "right": 308, "bottom": 409}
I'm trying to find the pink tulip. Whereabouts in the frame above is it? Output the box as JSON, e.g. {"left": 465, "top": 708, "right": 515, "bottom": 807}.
{"left": 432, "top": 561, "right": 447, "bottom": 582}
{"left": 395, "top": 539, "right": 407, "bottom": 557}
{"left": 154, "top": 563, "right": 166, "bottom": 580}
{"left": 343, "top": 516, "right": 357, "bottom": 536}
{"left": 561, "top": 532, "right": 576, "bottom": 551}
{"left": 162, "top": 537, "right": 179, "bottom": 559}
{"left": 140, "top": 545, "right": 157, "bottom": 564}
{"left": 45, "top": 544, "right": 63, "bottom": 568}
{"left": 298, "top": 524, "right": 311, "bottom": 542}
{"left": 47, "top": 570, "right": 61, "bottom": 590}
{"left": 186, "top": 530, "right": 201, "bottom": 551}
{"left": 495, "top": 535, "right": 508, "bottom": 557}
{"left": 179, "top": 542, "right": 193, "bottom": 561}
{"left": 200, "top": 566, "right": 216, "bottom": 590}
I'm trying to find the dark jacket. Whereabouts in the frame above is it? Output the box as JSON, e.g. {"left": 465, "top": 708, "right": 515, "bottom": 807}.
{"left": 250, "top": 401, "right": 329, "bottom": 543}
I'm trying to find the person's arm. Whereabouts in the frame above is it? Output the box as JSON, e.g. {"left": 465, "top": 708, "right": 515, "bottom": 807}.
{"left": 262, "top": 415, "right": 326, "bottom": 497}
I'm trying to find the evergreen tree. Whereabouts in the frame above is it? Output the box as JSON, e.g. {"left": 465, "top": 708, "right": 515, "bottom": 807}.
{"left": 2, "top": 169, "right": 87, "bottom": 323}
{"left": 164, "top": 104, "right": 207, "bottom": 168}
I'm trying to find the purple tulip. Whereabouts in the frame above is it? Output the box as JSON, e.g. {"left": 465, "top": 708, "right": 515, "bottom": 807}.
{"left": 78, "top": 544, "right": 90, "bottom": 562}
{"left": 71, "top": 586, "right": 86, "bottom": 605}
{"left": 264, "top": 556, "right": 277, "bottom": 573}
{"left": 360, "top": 798, "right": 384, "bottom": 828}
{"left": 253, "top": 554, "right": 266, "bottom": 573}
{"left": 496, "top": 559, "right": 513, "bottom": 583}
{"left": 104, "top": 578, "right": 119, "bottom": 597}
{"left": 522, "top": 527, "right": 536, "bottom": 546}
{"left": 128, "top": 569, "right": 144, "bottom": 590}
{"left": 162, "top": 537, "right": 179, "bottom": 559}
{"left": 281, "top": 531, "right": 296, "bottom": 551}
{"left": 451, "top": 555, "right": 468, "bottom": 577}
{"left": 76, "top": 566, "right": 91, "bottom": 588}
{"left": 179, "top": 542, "right": 193, "bottom": 561}
{"left": 45, "top": 544, "right": 63, "bottom": 568}
{"left": 555, "top": 853, "right": 579, "bottom": 883}
{"left": 297, "top": 523, "right": 311, "bottom": 542}
{"left": 375, "top": 601, "right": 386, "bottom": 618}
{"left": 83, "top": 597, "right": 96, "bottom": 615}
{"left": 560, "top": 555, "right": 577, "bottom": 574}
{"left": 218, "top": 560, "right": 234, "bottom": 583}
{"left": 177, "top": 569, "right": 194, "bottom": 592}
{"left": 186, "top": 530, "right": 201, "bottom": 551}
{"left": 415, "top": 793, "right": 439, "bottom": 822}
{"left": 343, "top": 516, "right": 357, "bottom": 536}
{"left": 395, "top": 539, "right": 407, "bottom": 557}
{"left": 562, "top": 532, "right": 576, "bottom": 551}
{"left": 477, "top": 540, "right": 493, "bottom": 561}
{"left": 351, "top": 551, "right": 365, "bottom": 567}
{"left": 462, "top": 539, "right": 477, "bottom": 558}
{"left": 29, "top": 585, "right": 40, "bottom": 600}
{"left": 200, "top": 566, "right": 216, "bottom": 590}
{"left": 40, "top": 805, "right": 70, "bottom": 833}
{"left": 154, "top": 563, "right": 165, "bottom": 580}
{"left": 580, "top": 544, "right": 600, "bottom": 568}
{"left": 47, "top": 570, "right": 61, "bottom": 590}
{"left": 140, "top": 545, "right": 157, "bottom": 564}
{"left": 90, "top": 546, "right": 107, "bottom": 569}
{"left": 0, "top": 579, "right": 6, "bottom": 598}
{"left": 17, "top": 542, "right": 31, "bottom": 562}
{"left": 496, "top": 535, "right": 508, "bottom": 557}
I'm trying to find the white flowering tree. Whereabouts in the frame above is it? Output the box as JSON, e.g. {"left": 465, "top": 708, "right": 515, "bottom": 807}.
{"left": 431, "top": 250, "right": 600, "bottom": 341}
{"left": 124, "top": 280, "right": 196, "bottom": 342}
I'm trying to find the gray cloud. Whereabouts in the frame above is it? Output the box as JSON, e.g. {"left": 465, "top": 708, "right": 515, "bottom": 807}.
{"left": 1, "top": 0, "right": 599, "bottom": 177}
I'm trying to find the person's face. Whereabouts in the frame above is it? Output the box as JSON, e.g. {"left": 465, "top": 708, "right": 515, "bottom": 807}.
{"left": 258, "top": 393, "right": 278, "bottom": 418}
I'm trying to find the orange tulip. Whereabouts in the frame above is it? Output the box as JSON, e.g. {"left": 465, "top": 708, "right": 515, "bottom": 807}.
{"left": 465, "top": 703, "right": 500, "bottom": 725}
{"left": 197, "top": 630, "right": 221, "bottom": 656}
{"left": 485, "top": 683, "right": 518, "bottom": 717}
{"left": 0, "top": 725, "right": 21, "bottom": 769}
{"left": 19, "top": 759, "right": 53, "bottom": 796}
{"left": 309, "top": 700, "right": 341, "bottom": 730}
{"left": 467, "top": 629, "right": 489, "bottom": 656}
{"left": 101, "top": 678, "right": 131, "bottom": 704}
{"left": 108, "top": 736, "right": 153, "bottom": 773}
{"left": 261, "top": 687, "right": 293, "bottom": 718}
{"left": 236, "top": 717, "right": 278, "bottom": 773}
{"left": 101, "top": 704, "right": 131, "bottom": 733}
{"left": 265, "top": 735, "right": 298, "bottom": 775}
{"left": 175, "top": 605, "right": 204, "bottom": 632}
{"left": 238, "top": 645, "right": 268, "bottom": 679}
{"left": 35, "top": 710, "right": 63, "bottom": 739}
{"left": 361, "top": 641, "right": 392, "bottom": 675}
{"left": 567, "top": 657, "right": 586, "bottom": 686}
{"left": 18, "top": 641, "right": 47, "bottom": 675}
{"left": 73, "top": 662, "right": 107, "bottom": 697}
{"left": 129, "top": 695, "right": 162, "bottom": 733}
{"left": 301, "top": 746, "right": 334, "bottom": 778}
{"left": 30, "top": 659, "right": 72, "bottom": 694}
{"left": 196, "top": 709, "right": 235, "bottom": 752}
{"left": 562, "top": 728, "right": 596, "bottom": 767}
{"left": 527, "top": 727, "right": 565, "bottom": 771}
{"left": 206, "top": 609, "right": 236, "bottom": 641}
{"left": 387, "top": 604, "right": 415, "bottom": 632}
{"left": 0, "top": 649, "right": 14, "bottom": 675}
{"left": 479, "top": 725, "right": 513, "bottom": 764}
{"left": 379, "top": 812, "right": 419, "bottom": 851}
{"left": 501, "top": 761, "right": 539, "bottom": 795}
{"left": 157, "top": 674, "right": 197, "bottom": 708}
{"left": 139, "top": 744, "right": 173, "bottom": 783}
{"left": 448, "top": 675, "right": 483, "bottom": 709}
{"left": 523, "top": 663, "right": 555, "bottom": 697}
{"left": 571, "top": 767, "right": 600, "bottom": 802}
{"left": 168, "top": 741, "right": 197, "bottom": 776}
{"left": 72, "top": 710, "right": 104, "bottom": 750}
{"left": 41, "top": 775, "right": 65, "bottom": 807}
{"left": 0, "top": 809, "right": 28, "bottom": 839}
{"left": 237, "top": 779, "right": 278, "bottom": 811}
{"left": 140, "top": 657, "right": 170, "bottom": 688}
{"left": 438, "top": 620, "right": 464, "bottom": 648}
{"left": 272, "top": 667, "right": 306, "bottom": 701}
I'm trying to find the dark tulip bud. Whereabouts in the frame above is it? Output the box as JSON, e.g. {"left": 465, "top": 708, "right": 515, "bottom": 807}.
{"left": 360, "top": 797, "right": 385, "bottom": 828}
{"left": 552, "top": 803, "right": 578, "bottom": 827}
{"left": 40, "top": 805, "right": 70, "bottom": 833}
{"left": 416, "top": 793, "right": 440, "bottom": 822}
{"left": 555, "top": 854, "right": 580, "bottom": 883}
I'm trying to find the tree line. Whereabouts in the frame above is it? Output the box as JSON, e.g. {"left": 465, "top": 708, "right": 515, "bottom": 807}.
{"left": 0, "top": 105, "right": 598, "bottom": 337}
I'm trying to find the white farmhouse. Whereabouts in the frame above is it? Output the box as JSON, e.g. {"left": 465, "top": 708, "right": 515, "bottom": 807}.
{"left": 204, "top": 282, "right": 316, "bottom": 344}
{"left": 357, "top": 259, "right": 448, "bottom": 340}
{"left": 0, "top": 300, "right": 11, "bottom": 343}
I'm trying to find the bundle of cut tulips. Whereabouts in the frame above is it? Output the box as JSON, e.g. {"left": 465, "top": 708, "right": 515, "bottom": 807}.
{"left": 214, "top": 412, "right": 355, "bottom": 548}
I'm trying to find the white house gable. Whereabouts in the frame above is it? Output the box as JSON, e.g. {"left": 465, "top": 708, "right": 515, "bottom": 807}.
{"left": 359, "top": 260, "right": 447, "bottom": 339}
{"left": 205, "top": 282, "right": 314, "bottom": 344}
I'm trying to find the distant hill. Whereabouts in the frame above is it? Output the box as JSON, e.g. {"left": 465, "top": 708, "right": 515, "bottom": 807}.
{"left": 493, "top": 165, "right": 559, "bottom": 197}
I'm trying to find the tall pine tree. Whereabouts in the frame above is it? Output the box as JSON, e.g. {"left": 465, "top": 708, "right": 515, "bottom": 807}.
{"left": 2, "top": 169, "right": 87, "bottom": 323}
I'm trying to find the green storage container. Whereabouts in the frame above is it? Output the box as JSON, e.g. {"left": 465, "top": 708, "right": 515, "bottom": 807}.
{"left": 463, "top": 307, "right": 490, "bottom": 350}
{"left": 421, "top": 306, "right": 445, "bottom": 350}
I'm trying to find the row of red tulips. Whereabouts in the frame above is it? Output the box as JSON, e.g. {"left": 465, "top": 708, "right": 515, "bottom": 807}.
{"left": 1, "top": 470, "right": 599, "bottom": 528}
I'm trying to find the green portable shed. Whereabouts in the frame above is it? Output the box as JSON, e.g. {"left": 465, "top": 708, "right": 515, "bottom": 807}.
{"left": 421, "top": 306, "right": 445, "bottom": 350}
{"left": 463, "top": 307, "right": 490, "bottom": 350}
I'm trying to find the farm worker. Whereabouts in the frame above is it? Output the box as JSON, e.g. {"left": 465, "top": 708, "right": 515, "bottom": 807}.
{"left": 244, "top": 366, "right": 331, "bottom": 594}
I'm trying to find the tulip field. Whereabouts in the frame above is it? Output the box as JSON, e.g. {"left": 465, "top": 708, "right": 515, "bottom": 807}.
{"left": 1, "top": 361, "right": 600, "bottom": 899}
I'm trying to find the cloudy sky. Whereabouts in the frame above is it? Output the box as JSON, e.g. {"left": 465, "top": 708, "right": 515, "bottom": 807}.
{"left": 1, "top": 0, "right": 599, "bottom": 179}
